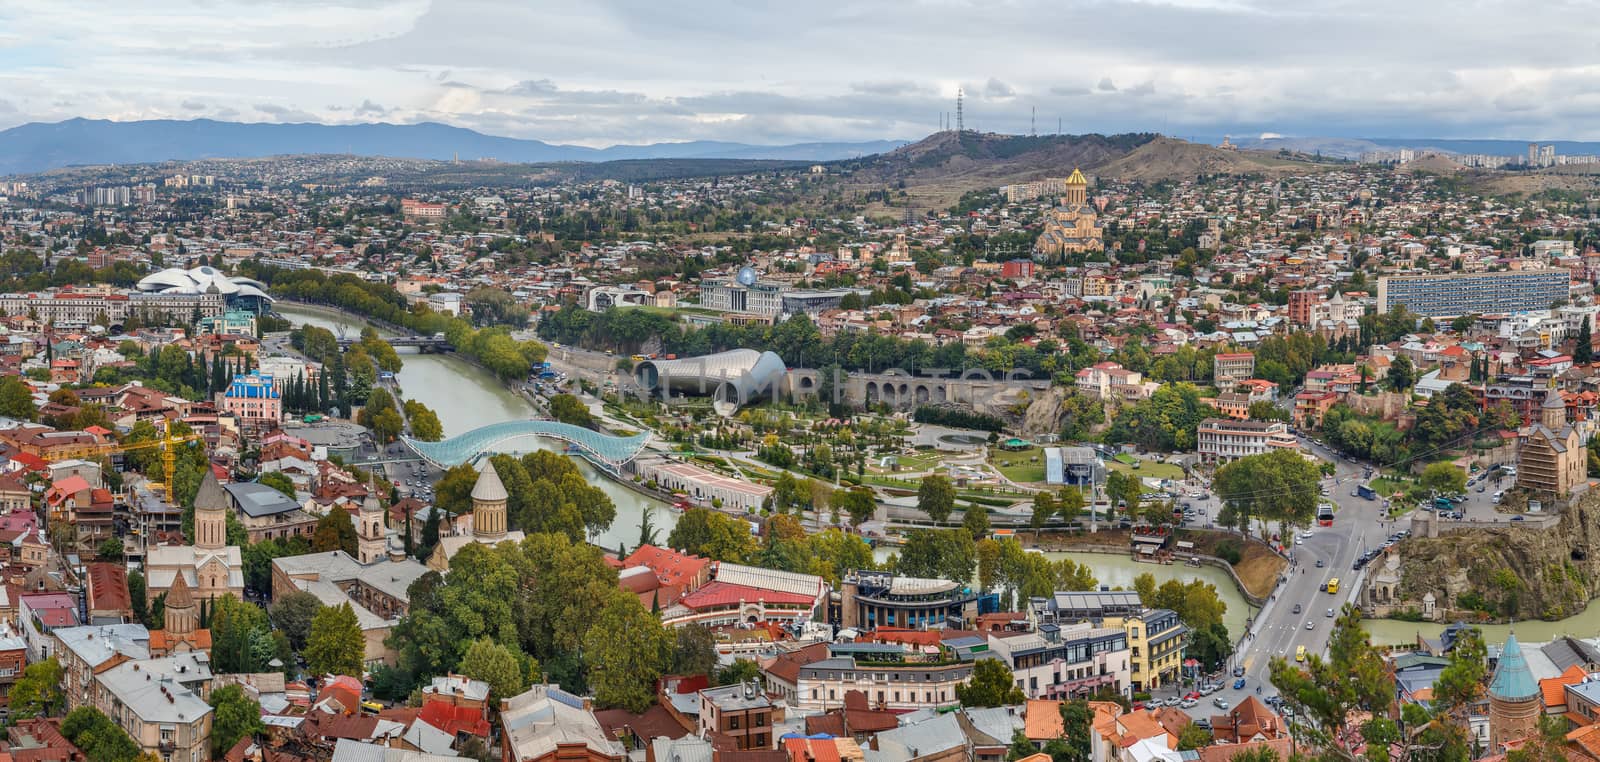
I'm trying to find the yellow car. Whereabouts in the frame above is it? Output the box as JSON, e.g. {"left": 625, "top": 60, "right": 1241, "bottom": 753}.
{"left": 1295, "top": 645, "right": 1307, "bottom": 663}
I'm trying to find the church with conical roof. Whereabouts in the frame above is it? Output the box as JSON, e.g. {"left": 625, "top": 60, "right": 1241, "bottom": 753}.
{"left": 144, "top": 470, "right": 244, "bottom": 605}
{"left": 1488, "top": 632, "right": 1541, "bottom": 748}
{"left": 1516, "top": 389, "right": 1584, "bottom": 500}
{"left": 427, "top": 458, "right": 525, "bottom": 572}
{"left": 149, "top": 571, "right": 212, "bottom": 656}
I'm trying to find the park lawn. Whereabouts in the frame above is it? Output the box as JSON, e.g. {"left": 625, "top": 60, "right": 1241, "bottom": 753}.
{"left": 871, "top": 450, "right": 943, "bottom": 474}
{"left": 990, "top": 446, "right": 1048, "bottom": 483}
{"left": 1107, "top": 459, "right": 1186, "bottom": 481}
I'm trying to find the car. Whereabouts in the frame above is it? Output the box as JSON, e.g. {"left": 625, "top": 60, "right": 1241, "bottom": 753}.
{"left": 1232, "top": 666, "right": 1244, "bottom": 677}
{"left": 1131, "top": 701, "right": 1145, "bottom": 711}
{"left": 1199, "top": 684, "right": 1217, "bottom": 696}
{"left": 1292, "top": 603, "right": 1302, "bottom": 614}
{"left": 1512, "top": 515, "right": 1526, "bottom": 521}
{"left": 1299, "top": 530, "right": 1313, "bottom": 539}
{"left": 1233, "top": 678, "right": 1246, "bottom": 690}
{"left": 1194, "top": 718, "right": 1213, "bottom": 730}
{"left": 1315, "top": 559, "right": 1325, "bottom": 568}
{"left": 1214, "top": 698, "right": 1231, "bottom": 710}
{"left": 1185, "top": 692, "right": 1200, "bottom": 700}
{"left": 1327, "top": 608, "right": 1335, "bottom": 617}
{"left": 1180, "top": 698, "right": 1198, "bottom": 708}
{"left": 1306, "top": 620, "right": 1315, "bottom": 630}
{"left": 1295, "top": 538, "right": 1303, "bottom": 545}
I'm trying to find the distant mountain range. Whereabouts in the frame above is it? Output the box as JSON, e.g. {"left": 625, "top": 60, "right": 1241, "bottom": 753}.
{"left": 1204, "top": 135, "right": 1600, "bottom": 160}
{"left": 0, "top": 118, "right": 909, "bottom": 175}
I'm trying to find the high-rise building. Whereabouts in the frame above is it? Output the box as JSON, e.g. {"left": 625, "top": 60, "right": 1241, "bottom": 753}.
{"left": 1376, "top": 269, "right": 1570, "bottom": 318}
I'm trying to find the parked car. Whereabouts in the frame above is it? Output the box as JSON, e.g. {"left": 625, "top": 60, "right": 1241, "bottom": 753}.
{"left": 1233, "top": 678, "right": 1247, "bottom": 690}
{"left": 1180, "top": 698, "right": 1198, "bottom": 709}
{"left": 1232, "top": 666, "right": 1244, "bottom": 677}
{"left": 1214, "top": 698, "right": 1231, "bottom": 710}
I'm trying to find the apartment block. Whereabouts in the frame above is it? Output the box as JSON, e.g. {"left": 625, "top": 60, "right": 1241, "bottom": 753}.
{"left": 1376, "top": 269, "right": 1570, "bottom": 318}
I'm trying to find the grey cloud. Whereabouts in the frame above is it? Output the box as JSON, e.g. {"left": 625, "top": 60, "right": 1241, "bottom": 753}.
{"left": 180, "top": 100, "right": 207, "bottom": 111}
{"left": 1050, "top": 85, "right": 1092, "bottom": 96}
{"left": 254, "top": 103, "right": 319, "bottom": 121}
{"left": 1126, "top": 81, "right": 1156, "bottom": 97}
{"left": 0, "top": 99, "right": 16, "bottom": 114}
{"left": 503, "top": 79, "right": 559, "bottom": 96}
{"left": 984, "top": 78, "right": 1015, "bottom": 99}
{"left": 1097, "top": 78, "right": 1117, "bottom": 93}
{"left": 354, "top": 99, "right": 387, "bottom": 116}
{"left": 850, "top": 80, "right": 923, "bottom": 97}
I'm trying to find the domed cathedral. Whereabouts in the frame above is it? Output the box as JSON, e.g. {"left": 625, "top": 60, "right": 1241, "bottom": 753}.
{"left": 427, "top": 458, "right": 525, "bottom": 572}
{"left": 1033, "top": 168, "right": 1105, "bottom": 262}
{"left": 145, "top": 470, "right": 244, "bottom": 605}
{"left": 1488, "top": 633, "right": 1541, "bottom": 749}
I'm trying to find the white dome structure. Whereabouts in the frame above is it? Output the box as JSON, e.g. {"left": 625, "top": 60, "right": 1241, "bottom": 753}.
{"left": 136, "top": 266, "right": 273, "bottom": 305}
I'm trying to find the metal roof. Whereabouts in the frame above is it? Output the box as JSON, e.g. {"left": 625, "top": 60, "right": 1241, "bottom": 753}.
{"left": 224, "top": 481, "right": 300, "bottom": 517}
{"left": 403, "top": 419, "right": 650, "bottom": 470}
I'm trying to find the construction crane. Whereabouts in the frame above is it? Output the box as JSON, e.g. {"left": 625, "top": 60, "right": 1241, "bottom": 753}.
{"left": 48, "top": 426, "right": 204, "bottom": 494}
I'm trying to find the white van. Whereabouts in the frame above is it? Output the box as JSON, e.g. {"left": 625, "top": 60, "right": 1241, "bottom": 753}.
{"left": 1493, "top": 491, "right": 1504, "bottom": 504}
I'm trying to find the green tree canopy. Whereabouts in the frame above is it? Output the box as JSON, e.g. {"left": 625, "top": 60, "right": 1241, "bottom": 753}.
{"left": 305, "top": 602, "right": 366, "bottom": 677}
{"left": 209, "top": 684, "right": 265, "bottom": 756}
{"left": 956, "top": 658, "right": 1026, "bottom": 707}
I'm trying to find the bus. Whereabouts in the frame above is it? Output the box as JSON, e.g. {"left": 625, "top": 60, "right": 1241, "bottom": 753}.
{"left": 1295, "top": 645, "right": 1307, "bottom": 662}
{"left": 1317, "top": 502, "right": 1334, "bottom": 527}
{"left": 1326, "top": 578, "right": 1340, "bottom": 594}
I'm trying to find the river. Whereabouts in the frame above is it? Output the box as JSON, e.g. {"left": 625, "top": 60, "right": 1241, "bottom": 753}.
{"left": 274, "top": 304, "right": 676, "bottom": 551}
{"left": 277, "top": 305, "right": 1260, "bottom": 634}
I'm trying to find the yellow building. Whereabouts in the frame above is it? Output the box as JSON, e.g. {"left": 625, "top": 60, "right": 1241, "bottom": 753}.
{"left": 1034, "top": 168, "right": 1104, "bottom": 260}
{"left": 1107, "top": 609, "right": 1188, "bottom": 691}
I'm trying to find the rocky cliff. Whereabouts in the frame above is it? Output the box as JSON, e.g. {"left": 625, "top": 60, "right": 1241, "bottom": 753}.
{"left": 1392, "top": 490, "right": 1600, "bottom": 620}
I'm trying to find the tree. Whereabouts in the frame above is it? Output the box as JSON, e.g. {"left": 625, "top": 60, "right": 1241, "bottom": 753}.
{"left": 670, "top": 625, "right": 719, "bottom": 678}
{"left": 918, "top": 474, "right": 956, "bottom": 523}
{"left": 60, "top": 706, "right": 142, "bottom": 762}
{"left": 715, "top": 659, "right": 762, "bottom": 687}
{"left": 459, "top": 637, "right": 529, "bottom": 701}
{"left": 962, "top": 504, "right": 991, "bottom": 539}
{"left": 96, "top": 537, "right": 124, "bottom": 561}
{"left": 306, "top": 602, "right": 366, "bottom": 677}
{"left": 209, "top": 684, "right": 265, "bottom": 756}
{"left": 1057, "top": 487, "right": 1085, "bottom": 524}
{"left": 211, "top": 594, "right": 276, "bottom": 674}
{"left": 1213, "top": 449, "right": 1321, "bottom": 534}
{"left": 667, "top": 508, "right": 757, "bottom": 562}
{"left": 1577, "top": 319, "right": 1594, "bottom": 365}
{"left": 10, "top": 657, "right": 64, "bottom": 719}
{"left": 311, "top": 509, "right": 358, "bottom": 555}
{"left": 1269, "top": 606, "right": 1393, "bottom": 752}
{"left": 1177, "top": 722, "right": 1213, "bottom": 751}
{"left": 404, "top": 400, "right": 445, "bottom": 441}
{"left": 0, "top": 375, "right": 36, "bottom": 421}
{"left": 835, "top": 487, "right": 877, "bottom": 526}
{"left": 956, "top": 658, "right": 1025, "bottom": 707}
{"left": 269, "top": 590, "right": 323, "bottom": 651}
{"left": 1031, "top": 491, "right": 1055, "bottom": 533}
{"left": 1387, "top": 354, "right": 1415, "bottom": 392}
{"left": 897, "top": 529, "right": 977, "bottom": 583}
{"left": 1420, "top": 461, "right": 1467, "bottom": 496}
{"left": 549, "top": 393, "right": 595, "bottom": 427}
{"left": 258, "top": 471, "right": 297, "bottom": 499}
{"left": 583, "top": 591, "right": 673, "bottom": 712}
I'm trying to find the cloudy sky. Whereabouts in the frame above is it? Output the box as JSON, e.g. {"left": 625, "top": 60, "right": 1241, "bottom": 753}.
{"left": 3, "top": 0, "right": 1599, "bottom": 146}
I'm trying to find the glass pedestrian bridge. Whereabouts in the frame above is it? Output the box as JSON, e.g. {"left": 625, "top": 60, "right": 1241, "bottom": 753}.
{"left": 402, "top": 420, "right": 652, "bottom": 472}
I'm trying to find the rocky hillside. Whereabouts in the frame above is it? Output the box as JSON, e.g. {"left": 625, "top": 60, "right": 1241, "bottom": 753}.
{"left": 1392, "top": 491, "right": 1600, "bottom": 620}
{"left": 1096, "top": 137, "right": 1321, "bottom": 182}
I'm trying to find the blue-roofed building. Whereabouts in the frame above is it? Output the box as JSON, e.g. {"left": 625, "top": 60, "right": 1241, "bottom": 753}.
{"left": 1489, "top": 633, "right": 1541, "bottom": 749}
{"left": 222, "top": 371, "right": 280, "bottom": 421}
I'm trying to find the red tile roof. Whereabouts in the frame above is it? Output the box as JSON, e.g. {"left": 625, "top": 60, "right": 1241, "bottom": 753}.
{"left": 624, "top": 544, "right": 709, "bottom": 589}
{"left": 679, "top": 581, "right": 818, "bottom": 610}
{"left": 418, "top": 700, "right": 491, "bottom": 738}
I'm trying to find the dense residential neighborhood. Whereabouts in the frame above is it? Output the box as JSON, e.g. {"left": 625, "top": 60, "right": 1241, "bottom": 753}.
{"left": 0, "top": 137, "right": 1594, "bottom": 762}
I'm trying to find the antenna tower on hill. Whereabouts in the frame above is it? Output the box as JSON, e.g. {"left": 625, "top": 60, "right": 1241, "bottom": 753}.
{"left": 956, "top": 89, "right": 964, "bottom": 134}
